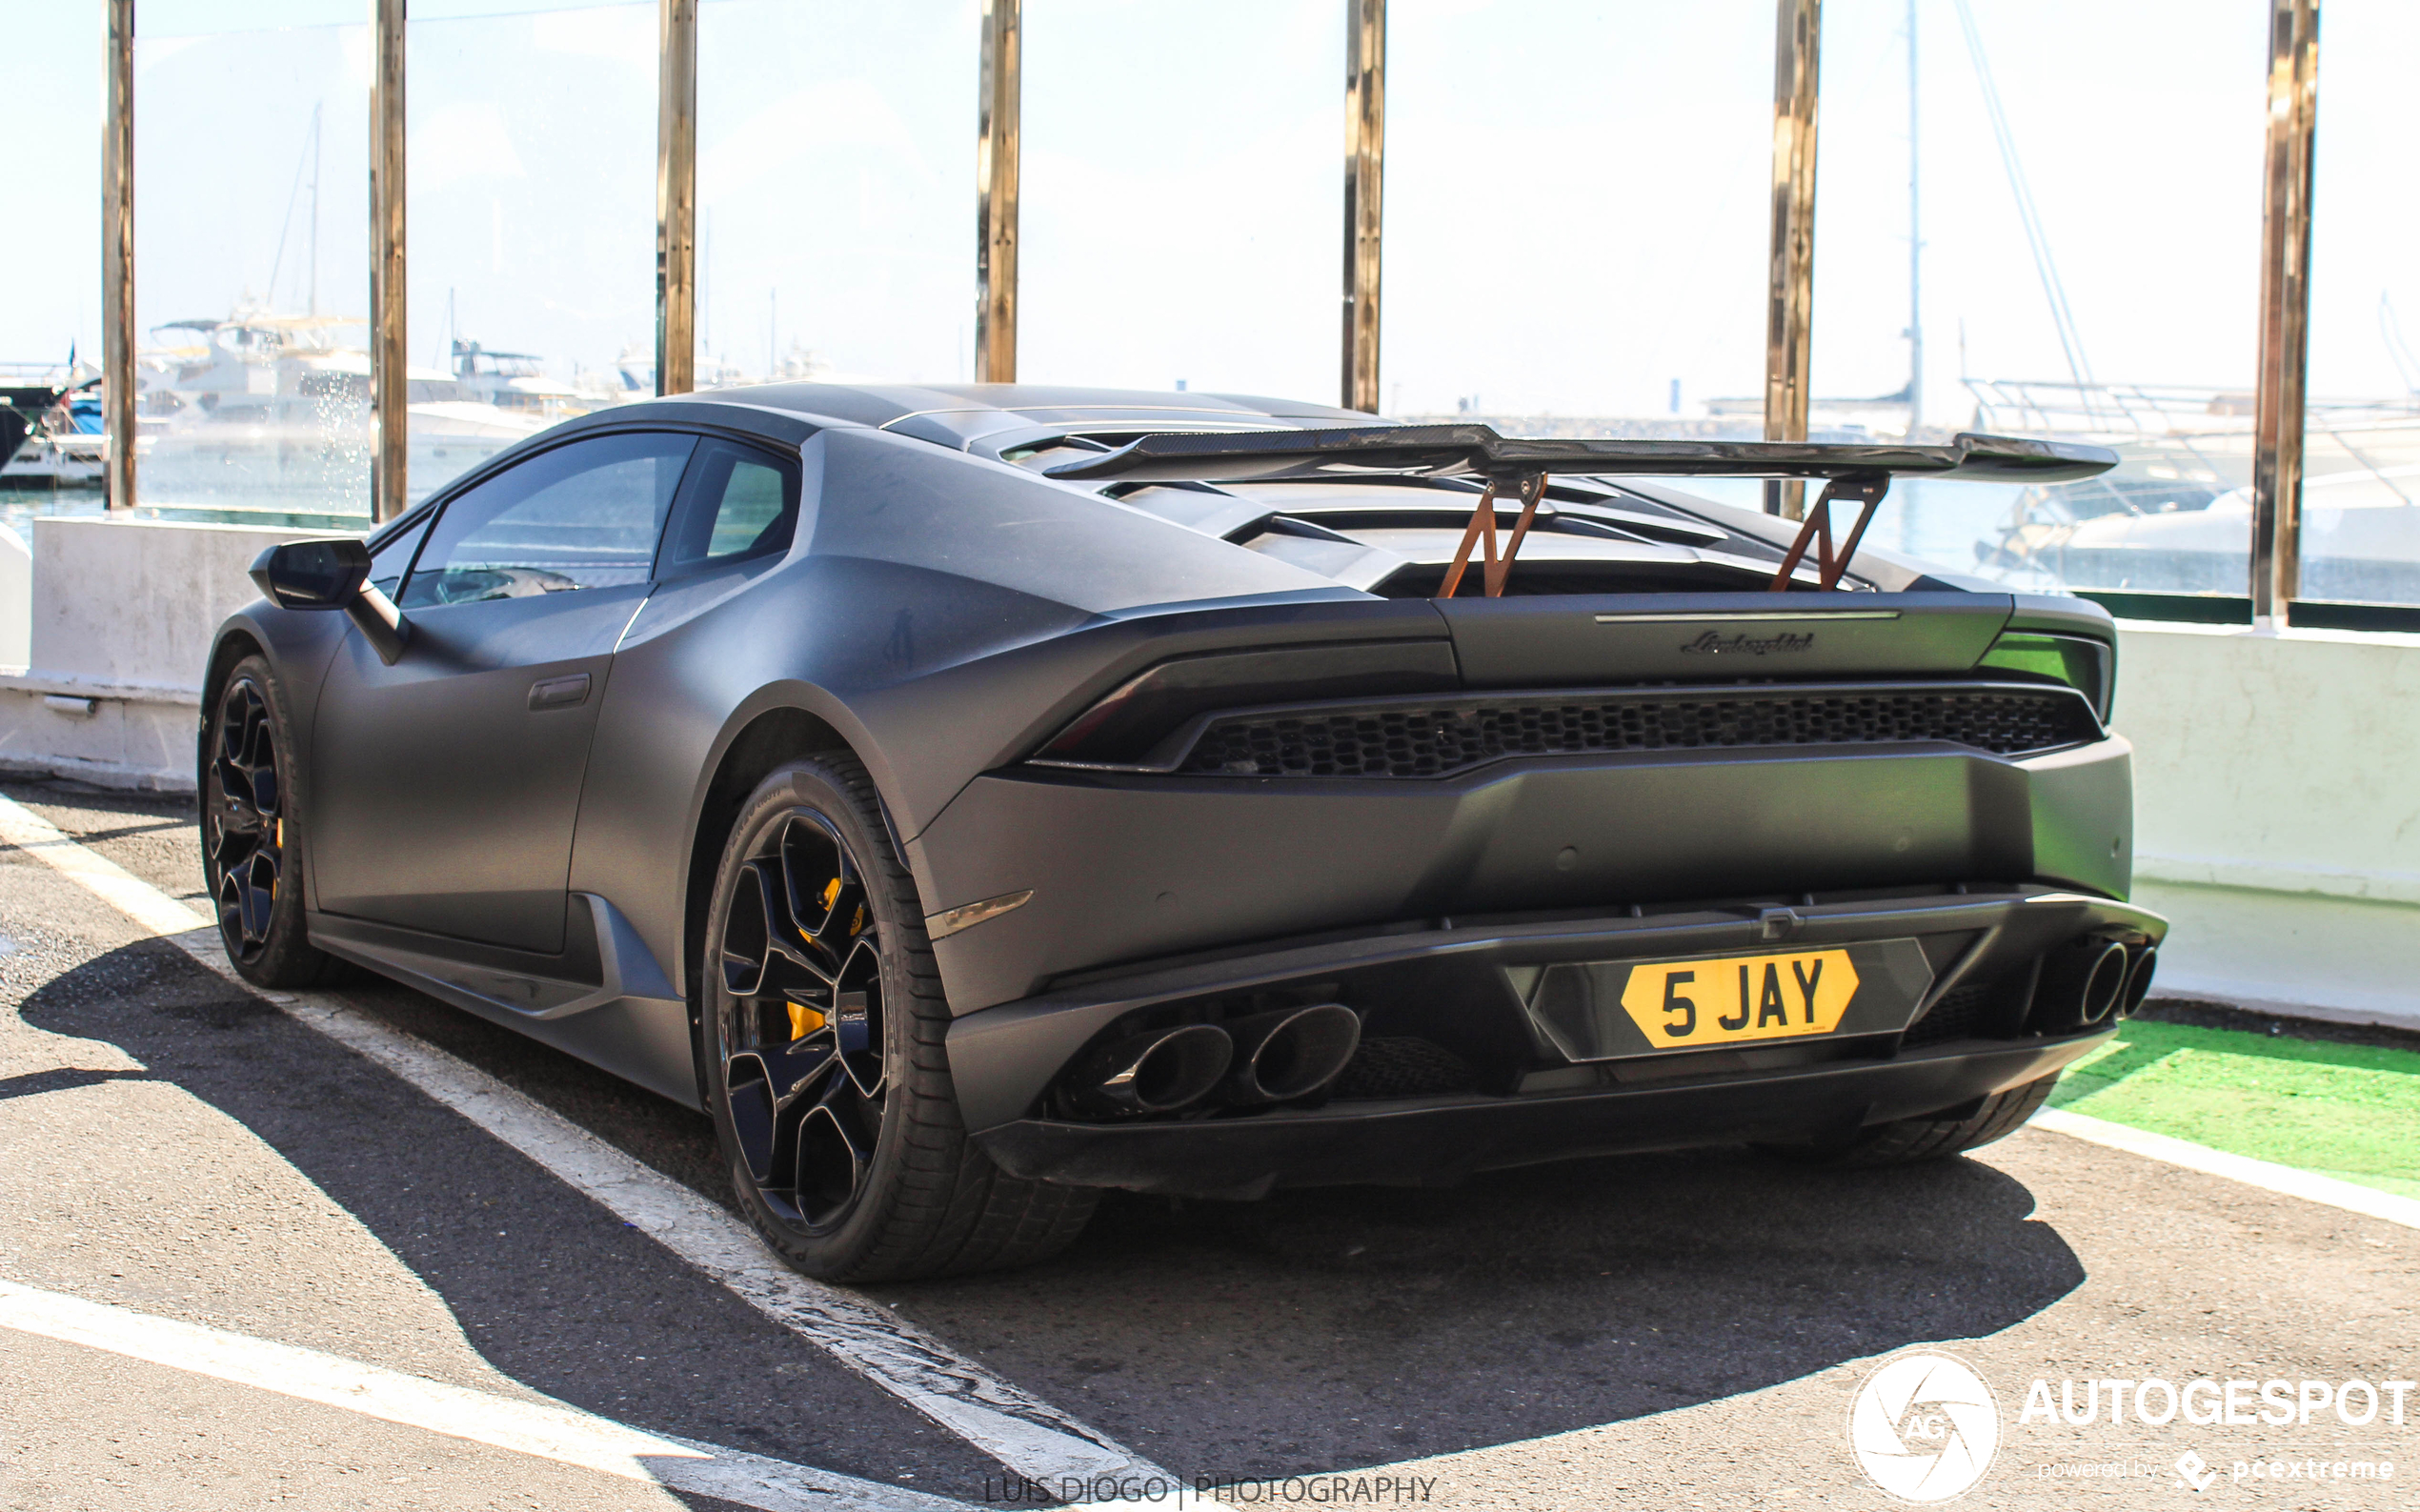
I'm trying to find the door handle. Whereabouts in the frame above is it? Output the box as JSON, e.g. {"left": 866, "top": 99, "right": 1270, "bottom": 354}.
{"left": 528, "top": 673, "right": 592, "bottom": 711}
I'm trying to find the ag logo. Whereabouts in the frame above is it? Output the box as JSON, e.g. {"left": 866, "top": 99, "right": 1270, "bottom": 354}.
{"left": 1846, "top": 1351, "right": 2000, "bottom": 1502}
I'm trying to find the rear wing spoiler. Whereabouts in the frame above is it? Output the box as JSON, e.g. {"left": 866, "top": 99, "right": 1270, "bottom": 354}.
{"left": 1046, "top": 423, "right": 2116, "bottom": 599}
{"left": 1041, "top": 423, "right": 2117, "bottom": 486}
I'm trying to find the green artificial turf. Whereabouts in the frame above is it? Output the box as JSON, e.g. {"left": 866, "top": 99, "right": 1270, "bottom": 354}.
{"left": 2048, "top": 1018, "right": 2420, "bottom": 1201}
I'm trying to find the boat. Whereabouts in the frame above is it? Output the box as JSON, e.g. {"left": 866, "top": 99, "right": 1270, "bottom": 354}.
{"left": 2012, "top": 449, "right": 2420, "bottom": 602}
{"left": 136, "top": 308, "right": 548, "bottom": 511}
{"left": 0, "top": 365, "right": 106, "bottom": 490}
{"left": 450, "top": 340, "right": 589, "bottom": 421}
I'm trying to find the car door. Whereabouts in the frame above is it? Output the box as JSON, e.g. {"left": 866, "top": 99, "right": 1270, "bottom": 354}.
{"left": 309, "top": 430, "right": 698, "bottom": 955}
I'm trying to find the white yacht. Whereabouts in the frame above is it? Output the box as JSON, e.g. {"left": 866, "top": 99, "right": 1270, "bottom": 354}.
{"left": 137, "top": 308, "right": 548, "bottom": 510}
{"left": 450, "top": 340, "right": 588, "bottom": 421}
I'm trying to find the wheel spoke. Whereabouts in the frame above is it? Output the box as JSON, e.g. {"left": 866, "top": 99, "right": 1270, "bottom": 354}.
{"left": 794, "top": 1096, "right": 872, "bottom": 1220}
{"left": 778, "top": 815, "right": 868, "bottom": 967}
{"left": 833, "top": 937, "right": 885, "bottom": 1098}
{"left": 766, "top": 1032, "right": 840, "bottom": 1104}
{"left": 720, "top": 860, "right": 776, "bottom": 997}
{"left": 724, "top": 1053, "right": 782, "bottom": 1184}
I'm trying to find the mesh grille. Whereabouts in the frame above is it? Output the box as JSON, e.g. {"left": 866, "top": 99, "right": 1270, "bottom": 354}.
{"left": 1329, "top": 1037, "right": 1477, "bottom": 1099}
{"left": 1901, "top": 978, "right": 2008, "bottom": 1048}
{"left": 1178, "top": 688, "right": 2096, "bottom": 778}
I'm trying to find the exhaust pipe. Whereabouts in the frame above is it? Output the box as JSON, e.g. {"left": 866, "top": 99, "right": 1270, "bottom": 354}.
{"left": 1224, "top": 1004, "right": 1361, "bottom": 1105}
{"left": 2032, "top": 939, "right": 2131, "bottom": 1033}
{"left": 1068, "top": 1023, "right": 1232, "bottom": 1116}
{"left": 2119, "top": 946, "right": 2158, "bottom": 1018}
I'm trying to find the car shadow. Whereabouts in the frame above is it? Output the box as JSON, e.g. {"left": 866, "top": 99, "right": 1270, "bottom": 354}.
{"left": 867, "top": 1129, "right": 2085, "bottom": 1480}
{"left": 22, "top": 936, "right": 2085, "bottom": 1490}
{"left": 14, "top": 937, "right": 1003, "bottom": 1493}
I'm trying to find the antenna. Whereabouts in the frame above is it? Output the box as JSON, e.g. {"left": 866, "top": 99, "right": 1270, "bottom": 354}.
{"left": 1952, "top": 0, "right": 2097, "bottom": 420}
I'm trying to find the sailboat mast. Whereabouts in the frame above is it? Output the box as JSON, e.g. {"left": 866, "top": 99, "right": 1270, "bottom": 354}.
{"left": 1906, "top": 0, "right": 1923, "bottom": 435}
{"left": 309, "top": 101, "right": 322, "bottom": 318}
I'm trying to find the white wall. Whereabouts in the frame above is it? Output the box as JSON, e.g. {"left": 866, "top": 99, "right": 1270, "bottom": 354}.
{"left": 2116, "top": 619, "right": 2420, "bottom": 1029}
{"left": 0, "top": 526, "right": 30, "bottom": 670}
{"left": 0, "top": 517, "right": 342, "bottom": 791}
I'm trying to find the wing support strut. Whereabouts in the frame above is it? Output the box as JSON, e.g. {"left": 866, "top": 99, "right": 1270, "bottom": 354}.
{"left": 1768, "top": 472, "right": 1890, "bottom": 591}
{"left": 1438, "top": 471, "right": 1548, "bottom": 597}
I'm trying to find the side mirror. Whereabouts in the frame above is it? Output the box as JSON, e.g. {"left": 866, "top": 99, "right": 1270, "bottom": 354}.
{"left": 250, "top": 538, "right": 368, "bottom": 609}
{"left": 248, "top": 539, "right": 412, "bottom": 666}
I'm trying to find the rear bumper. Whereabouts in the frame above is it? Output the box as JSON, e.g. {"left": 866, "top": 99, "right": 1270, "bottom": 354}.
{"left": 970, "top": 1033, "right": 2110, "bottom": 1198}
{"left": 944, "top": 884, "right": 2165, "bottom": 1192}
{"left": 915, "top": 736, "right": 2136, "bottom": 1014}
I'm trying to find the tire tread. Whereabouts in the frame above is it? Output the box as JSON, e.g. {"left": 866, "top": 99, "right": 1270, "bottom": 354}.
{"left": 1808, "top": 1073, "right": 2060, "bottom": 1169}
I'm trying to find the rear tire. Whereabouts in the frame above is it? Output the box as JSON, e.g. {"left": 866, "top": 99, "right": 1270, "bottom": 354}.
{"left": 200, "top": 655, "right": 348, "bottom": 989}
{"left": 700, "top": 753, "right": 1098, "bottom": 1281}
{"left": 1768, "top": 1073, "right": 2059, "bottom": 1169}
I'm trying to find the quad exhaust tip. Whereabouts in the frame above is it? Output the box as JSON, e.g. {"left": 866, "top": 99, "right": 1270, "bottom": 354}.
{"left": 2078, "top": 941, "right": 2129, "bottom": 1026}
{"left": 2033, "top": 938, "right": 2133, "bottom": 1033}
{"left": 1065, "top": 1004, "right": 1364, "bottom": 1117}
{"left": 1069, "top": 1023, "right": 1234, "bottom": 1116}
{"left": 1224, "top": 1004, "right": 1362, "bottom": 1106}
{"left": 2120, "top": 945, "right": 2158, "bottom": 1018}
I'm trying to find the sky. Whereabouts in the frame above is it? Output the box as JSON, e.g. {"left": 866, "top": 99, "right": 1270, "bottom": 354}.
{"left": 6, "top": 0, "right": 2416, "bottom": 422}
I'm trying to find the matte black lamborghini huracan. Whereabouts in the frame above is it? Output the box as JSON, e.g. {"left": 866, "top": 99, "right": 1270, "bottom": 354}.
{"left": 206, "top": 384, "right": 2167, "bottom": 1280}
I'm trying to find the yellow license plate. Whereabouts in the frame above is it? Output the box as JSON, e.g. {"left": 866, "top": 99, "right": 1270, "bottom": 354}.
{"left": 1618, "top": 948, "right": 1860, "bottom": 1051}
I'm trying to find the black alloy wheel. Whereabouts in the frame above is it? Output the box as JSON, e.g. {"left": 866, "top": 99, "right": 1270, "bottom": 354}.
{"left": 716, "top": 807, "right": 890, "bottom": 1230}
{"left": 207, "top": 675, "right": 283, "bottom": 964}
{"left": 200, "top": 655, "right": 344, "bottom": 988}
{"left": 703, "top": 755, "right": 1097, "bottom": 1280}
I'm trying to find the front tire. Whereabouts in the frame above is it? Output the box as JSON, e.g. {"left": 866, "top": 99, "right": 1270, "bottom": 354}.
{"left": 201, "top": 655, "right": 346, "bottom": 989}
{"left": 701, "top": 754, "right": 1097, "bottom": 1281}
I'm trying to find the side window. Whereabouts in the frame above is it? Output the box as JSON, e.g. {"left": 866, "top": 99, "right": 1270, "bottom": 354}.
{"left": 365, "top": 507, "right": 433, "bottom": 599}
{"left": 655, "top": 439, "right": 801, "bottom": 580}
{"left": 399, "top": 432, "right": 697, "bottom": 609}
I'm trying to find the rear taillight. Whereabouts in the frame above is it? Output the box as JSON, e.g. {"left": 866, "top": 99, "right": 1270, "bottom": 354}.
{"left": 1033, "top": 639, "right": 1458, "bottom": 768}
{"left": 1977, "top": 632, "right": 2113, "bottom": 720}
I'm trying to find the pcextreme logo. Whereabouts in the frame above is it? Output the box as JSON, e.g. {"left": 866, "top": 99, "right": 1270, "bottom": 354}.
{"left": 1847, "top": 1351, "right": 2002, "bottom": 1503}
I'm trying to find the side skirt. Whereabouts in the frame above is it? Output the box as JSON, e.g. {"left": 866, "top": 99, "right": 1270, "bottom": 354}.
{"left": 308, "top": 895, "right": 699, "bottom": 1108}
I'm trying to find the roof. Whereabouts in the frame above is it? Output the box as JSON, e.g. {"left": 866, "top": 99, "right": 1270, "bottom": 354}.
{"left": 658, "top": 381, "right": 1373, "bottom": 435}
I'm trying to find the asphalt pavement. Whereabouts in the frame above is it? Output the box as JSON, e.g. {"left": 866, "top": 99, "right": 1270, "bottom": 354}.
{"left": 0, "top": 776, "right": 2411, "bottom": 1510}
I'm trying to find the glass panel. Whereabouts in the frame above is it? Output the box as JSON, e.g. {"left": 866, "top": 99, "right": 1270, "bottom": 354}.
{"left": 660, "top": 439, "right": 799, "bottom": 575}
{"left": 1381, "top": 1, "right": 1768, "bottom": 451}
{"left": 0, "top": 9, "right": 104, "bottom": 527}
{"left": 402, "top": 431, "right": 695, "bottom": 606}
{"left": 1809, "top": 0, "right": 2267, "bottom": 595}
{"left": 132, "top": 4, "right": 373, "bottom": 527}
{"left": 408, "top": 1, "right": 658, "bottom": 500}
{"left": 694, "top": 1, "right": 977, "bottom": 388}
{"left": 2298, "top": 0, "right": 2420, "bottom": 607}
{"left": 1017, "top": 0, "right": 1339, "bottom": 399}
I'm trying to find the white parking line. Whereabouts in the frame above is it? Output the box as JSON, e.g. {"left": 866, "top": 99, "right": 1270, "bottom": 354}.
{"left": 0, "top": 795, "right": 1180, "bottom": 1500}
{"left": 0, "top": 1278, "right": 973, "bottom": 1512}
{"left": 2031, "top": 1106, "right": 2420, "bottom": 1231}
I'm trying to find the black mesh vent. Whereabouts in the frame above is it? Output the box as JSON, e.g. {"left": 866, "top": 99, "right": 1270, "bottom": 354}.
{"left": 1178, "top": 688, "right": 2096, "bottom": 778}
{"left": 1901, "top": 978, "right": 2009, "bottom": 1048}
{"left": 1330, "top": 1037, "right": 1477, "bottom": 1099}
